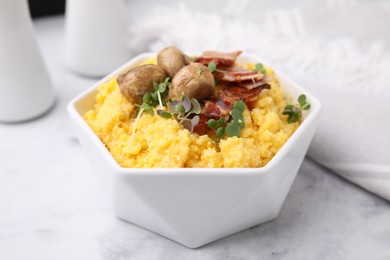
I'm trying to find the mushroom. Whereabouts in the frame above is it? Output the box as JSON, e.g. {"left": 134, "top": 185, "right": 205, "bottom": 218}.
{"left": 117, "top": 64, "right": 166, "bottom": 102}
{"left": 169, "top": 63, "right": 215, "bottom": 100}
{"left": 157, "top": 46, "right": 191, "bottom": 78}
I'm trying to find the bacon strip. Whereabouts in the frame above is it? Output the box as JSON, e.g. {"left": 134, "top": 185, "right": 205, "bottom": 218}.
{"left": 193, "top": 115, "right": 209, "bottom": 135}
{"left": 202, "top": 100, "right": 222, "bottom": 118}
{"left": 237, "top": 79, "right": 269, "bottom": 90}
{"left": 222, "top": 84, "right": 270, "bottom": 103}
{"left": 195, "top": 50, "right": 242, "bottom": 67}
{"left": 214, "top": 70, "right": 263, "bottom": 82}
{"left": 193, "top": 101, "right": 221, "bottom": 134}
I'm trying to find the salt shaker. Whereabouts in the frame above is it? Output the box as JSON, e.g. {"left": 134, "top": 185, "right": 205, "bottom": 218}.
{"left": 64, "top": 0, "right": 132, "bottom": 77}
{"left": 0, "top": 0, "right": 55, "bottom": 122}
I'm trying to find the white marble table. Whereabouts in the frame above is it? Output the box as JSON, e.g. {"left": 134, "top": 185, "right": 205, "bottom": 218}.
{"left": 1, "top": 8, "right": 390, "bottom": 260}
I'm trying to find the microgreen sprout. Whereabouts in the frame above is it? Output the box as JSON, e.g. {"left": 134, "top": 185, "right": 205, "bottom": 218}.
{"left": 207, "top": 117, "right": 225, "bottom": 129}
{"left": 216, "top": 127, "right": 225, "bottom": 139}
{"left": 254, "top": 63, "right": 267, "bottom": 75}
{"left": 131, "top": 77, "right": 170, "bottom": 139}
{"left": 156, "top": 110, "right": 172, "bottom": 118}
{"left": 156, "top": 96, "right": 202, "bottom": 132}
{"left": 226, "top": 122, "right": 240, "bottom": 137}
{"left": 136, "top": 77, "right": 170, "bottom": 112}
{"left": 208, "top": 61, "right": 217, "bottom": 72}
{"left": 233, "top": 100, "right": 246, "bottom": 113}
{"left": 152, "top": 79, "right": 169, "bottom": 109}
{"left": 207, "top": 100, "right": 246, "bottom": 141}
{"left": 230, "top": 108, "right": 245, "bottom": 129}
{"left": 298, "top": 95, "right": 311, "bottom": 110}
{"left": 282, "top": 94, "right": 311, "bottom": 123}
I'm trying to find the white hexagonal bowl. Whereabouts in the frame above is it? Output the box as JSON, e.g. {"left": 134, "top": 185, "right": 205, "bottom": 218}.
{"left": 67, "top": 52, "right": 321, "bottom": 248}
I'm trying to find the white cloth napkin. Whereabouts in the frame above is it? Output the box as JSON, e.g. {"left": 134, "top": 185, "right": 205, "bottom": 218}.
{"left": 128, "top": 1, "right": 390, "bottom": 201}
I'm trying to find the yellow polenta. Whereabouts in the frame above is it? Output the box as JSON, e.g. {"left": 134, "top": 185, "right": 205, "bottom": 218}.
{"left": 83, "top": 58, "right": 299, "bottom": 168}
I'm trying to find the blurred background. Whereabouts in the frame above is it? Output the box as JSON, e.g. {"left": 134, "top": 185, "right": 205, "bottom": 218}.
{"left": 28, "top": 0, "right": 390, "bottom": 47}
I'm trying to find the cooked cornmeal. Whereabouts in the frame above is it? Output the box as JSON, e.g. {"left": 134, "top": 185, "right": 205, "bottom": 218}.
{"left": 83, "top": 58, "right": 299, "bottom": 168}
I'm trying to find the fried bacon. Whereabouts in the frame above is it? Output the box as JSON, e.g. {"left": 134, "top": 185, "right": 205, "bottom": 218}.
{"left": 193, "top": 84, "right": 270, "bottom": 135}
{"left": 202, "top": 100, "right": 222, "bottom": 118}
{"left": 195, "top": 52, "right": 265, "bottom": 84}
{"left": 222, "top": 84, "right": 270, "bottom": 103}
{"left": 236, "top": 79, "right": 269, "bottom": 90}
{"left": 195, "top": 50, "right": 242, "bottom": 67}
{"left": 193, "top": 97, "right": 233, "bottom": 134}
{"left": 214, "top": 70, "right": 263, "bottom": 82}
{"left": 193, "top": 100, "right": 221, "bottom": 134}
{"left": 192, "top": 50, "right": 272, "bottom": 135}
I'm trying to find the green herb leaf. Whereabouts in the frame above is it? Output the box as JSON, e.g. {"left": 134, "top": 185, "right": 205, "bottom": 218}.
{"left": 230, "top": 109, "right": 245, "bottom": 129}
{"left": 170, "top": 100, "right": 180, "bottom": 114}
{"left": 208, "top": 61, "right": 217, "bottom": 72}
{"left": 175, "top": 103, "right": 185, "bottom": 113}
{"left": 142, "top": 102, "right": 152, "bottom": 111}
{"left": 226, "top": 123, "right": 240, "bottom": 137}
{"left": 190, "top": 98, "right": 201, "bottom": 114}
{"left": 158, "top": 83, "right": 166, "bottom": 93}
{"left": 191, "top": 115, "right": 200, "bottom": 131}
{"left": 151, "top": 92, "right": 158, "bottom": 101}
{"left": 254, "top": 63, "right": 264, "bottom": 71}
{"left": 287, "top": 113, "right": 300, "bottom": 123}
{"left": 198, "top": 67, "right": 203, "bottom": 75}
{"left": 254, "top": 63, "right": 267, "bottom": 74}
{"left": 181, "top": 96, "right": 192, "bottom": 113}
{"left": 301, "top": 103, "right": 311, "bottom": 110}
{"left": 142, "top": 103, "right": 154, "bottom": 115}
{"left": 152, "top": 80, "right": 159, "bottom": 91}
{"left": 182, "top": 120, "right": 192, "bottom": 131}
{"left": 284, "top": 94, "right": 310, "bottom": 123}
{"left": 167, "top": 97, "right": 201, "bottom": 132}
{"left": 157, "top": 110, "right": 172, "bottom": 118}
{"left": 216, "top": 127, "right": 225, "bottom": 139}
{"left": 217, "top": 117, "right": 226, "bottom": 128}
{"left": 233, "top": 101, "right": 246, "bottom": 113}
{"left": 207, "top": 119, "right": 218, "bottom": 129}
{"left": 282, "top": 105, "right": 293, "bottom": 115}
{"left": 143, "top": 93, "right": 151, "bottom": 104}
{"left": 298, "top": 94, "right": 306, "bottom": 105}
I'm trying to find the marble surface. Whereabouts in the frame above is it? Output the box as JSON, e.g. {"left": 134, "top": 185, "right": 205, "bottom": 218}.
{"left": 1, "top": 5, "right": 390, "bottom": 260}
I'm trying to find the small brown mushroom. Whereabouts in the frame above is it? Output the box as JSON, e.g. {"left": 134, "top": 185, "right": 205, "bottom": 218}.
{"left": 157, "top": 46, "right": 190, "bottom": 78}
{"left": 117, "top": 64, "right": 166, "bottom": 102}
{"left": 169, "top": 63, "right": 215, "bottom": 100}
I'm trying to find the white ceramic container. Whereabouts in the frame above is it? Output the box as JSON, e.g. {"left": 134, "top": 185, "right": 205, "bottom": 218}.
{"left": 68, "top": 52, "right": 321, "bottom": 248}
{"left": 64, "top": 0, "right": 131, "bottom": 77}
{"left": 0, "top": 0, "right": 55, "bottom": 122}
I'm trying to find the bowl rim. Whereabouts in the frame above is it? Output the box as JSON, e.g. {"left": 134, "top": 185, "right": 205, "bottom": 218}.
{"left": 67, "top": 51, "right": 321, "bottom": 175}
